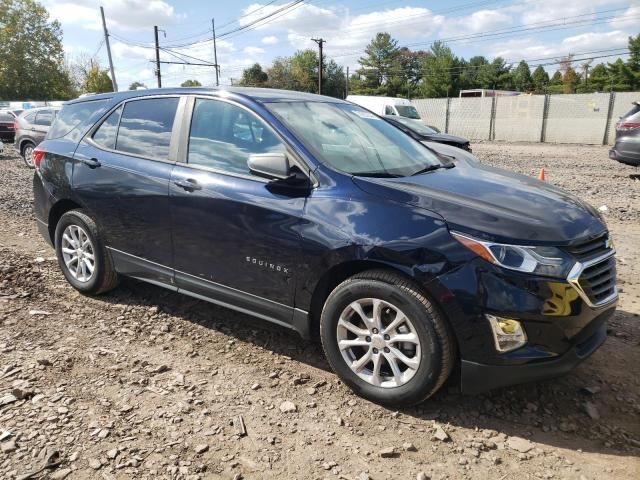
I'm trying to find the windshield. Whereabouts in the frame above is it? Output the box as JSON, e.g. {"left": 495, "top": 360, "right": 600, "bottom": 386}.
{"left": 391, "top": 116, "right": 438, "bottom": 135}
{"left": 395, "top": 105, "right": 420, "bottom": 119}
{"left": 267, "top": 101, "right": 442, "bottom": 177}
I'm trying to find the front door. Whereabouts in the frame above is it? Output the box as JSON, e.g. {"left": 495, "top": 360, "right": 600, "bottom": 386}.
{"left": 170, "top": 97, "right": 306, "bottom": 326}
{"left": 73, "top": 96, "right": 182, "bottom": 284}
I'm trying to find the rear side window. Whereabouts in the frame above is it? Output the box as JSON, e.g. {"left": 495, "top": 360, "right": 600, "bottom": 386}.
{"left": 92, "top": 105, "right": 123, "bottom": 150}
{"left": 115, "top": 98, "right": 179, "bottom": 160}
{"left": 48, "top": 99, "right": 110, "bottom": 141}
{"left": 622, "top": 104, "right": 640, "bottom": 122}
{"left": 34, "top": 110, "right": 54, "bottom": 126}
{"left": 23, "top": 112, "right": 36, "bottom": 122}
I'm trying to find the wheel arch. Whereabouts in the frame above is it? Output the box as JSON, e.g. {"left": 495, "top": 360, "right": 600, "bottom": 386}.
{"left": 307, "top": 260, "right": 431, "bottom": 339}
{"left": 19, "top": 138, "right": 35, "bottom": 154}
{"left": 48, "top": 199, "right": 83, "bottom": 245}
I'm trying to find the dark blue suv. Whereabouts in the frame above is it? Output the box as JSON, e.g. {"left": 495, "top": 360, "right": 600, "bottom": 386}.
{"left": 33, "top": 88, "right": 617, "bottom": 406}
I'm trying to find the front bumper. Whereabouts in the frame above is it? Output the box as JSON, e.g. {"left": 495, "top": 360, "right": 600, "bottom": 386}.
{"left": 423, "top": 254, "right": 617, "bottom": 393}
{"left": 460, "top": 310, "right": 610, "bottom": 394}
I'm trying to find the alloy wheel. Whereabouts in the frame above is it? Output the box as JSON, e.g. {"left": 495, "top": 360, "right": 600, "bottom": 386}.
{"left": 23, "top": 145, "right": 34, "bottom": 167}
{"left": 60, "top": 224, "right": 95, "bottom": 283}
{"left": 336, "top": 298, "right": 422, "bottom": 388}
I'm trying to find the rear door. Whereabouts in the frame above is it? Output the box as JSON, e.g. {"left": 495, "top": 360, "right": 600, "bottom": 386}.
{"left": 73, "top": 96, "right": 184, "bottom": 284}
{"left": 33, "top": 109, "right": 55, "bottom": 144}
{"left": 169, "top": 96, "right": 307, "bottom": 325}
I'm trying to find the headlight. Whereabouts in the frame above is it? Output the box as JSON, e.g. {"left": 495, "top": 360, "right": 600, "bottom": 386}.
{"left": 452, "top": 232, "right": 574, "bottom": 278}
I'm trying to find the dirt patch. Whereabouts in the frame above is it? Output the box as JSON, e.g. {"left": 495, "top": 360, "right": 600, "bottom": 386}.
{"left": 0, "top": 144, "right": 638, "bottom": 479}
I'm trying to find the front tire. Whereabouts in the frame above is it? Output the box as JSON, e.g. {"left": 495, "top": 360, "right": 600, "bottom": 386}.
{"left": 320, "top": 270, "right": 455, "bottom": 407}
{"left": 54, "top": 210, "right": 119, "bottom": 294}
{"left": 21, "top": 142, "right": 35, "bottom": 168}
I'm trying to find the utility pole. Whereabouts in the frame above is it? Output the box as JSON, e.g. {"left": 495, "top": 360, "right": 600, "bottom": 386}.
{"left": 345, "top": 66, "right": 349, "bottom": 98}
{"left": 100, "top": 6, "right": 117, "bottom": 91}
{"left": 212, "top": 18, "right": 219, "bottom": 86}
{"left": 154, "top": 26, "right": 162, "bottom": 88}
{"left": 311, "top": 38, "right": 325, "bottom": 95}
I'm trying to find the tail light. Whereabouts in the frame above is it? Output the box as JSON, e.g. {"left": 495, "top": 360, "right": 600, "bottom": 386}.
{"left": 616, "top": 121, "right": 640, "bottom": 131}
{"left": 33, "top": 146, "right": 45, "bottom": 169}
{"left": 12, "top": 121, "right": 18, "bottom": 130}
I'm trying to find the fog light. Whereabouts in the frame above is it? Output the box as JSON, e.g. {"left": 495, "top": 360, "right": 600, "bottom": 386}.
{"left": 486, "top": 315, "right": 527, "bottom": 352}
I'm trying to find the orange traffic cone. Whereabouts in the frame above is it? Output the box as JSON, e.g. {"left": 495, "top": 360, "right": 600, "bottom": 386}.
{"left": 538, "top": 168, "right": 546, "bottom": 181}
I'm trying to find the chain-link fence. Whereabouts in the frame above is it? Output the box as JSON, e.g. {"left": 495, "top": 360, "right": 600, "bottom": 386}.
{"left": 412, "top": 98, "right": 447, "bottom": 132}
{"left": 412, "top": 92, "right": 639, "bottom": 145}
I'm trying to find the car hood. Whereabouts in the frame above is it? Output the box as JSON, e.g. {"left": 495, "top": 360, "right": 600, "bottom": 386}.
{"left": 352, "top": 163, "right": 606, "bottom": 245}
{"left": 421, "top": 132, "right": 468, "bottom": 145}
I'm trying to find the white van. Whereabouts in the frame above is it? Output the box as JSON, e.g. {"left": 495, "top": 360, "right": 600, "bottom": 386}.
{"left": 345, "top": 95, "right": 421, "bottom": 120}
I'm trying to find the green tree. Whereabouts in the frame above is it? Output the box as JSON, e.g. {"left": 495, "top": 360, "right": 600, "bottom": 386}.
{"left": 0, "top": 0, "right": 76, "bottom": 99}
{"left": 82, "top": 64, "right": 113, "bottom": 93}
{"left": 356, "top": 32, "right": 400, "bottom": 92}
{"left": 419, "top": 41, "right": 460, "bottom": 97}
{"left": 548, "top": 70, "right": 563, "bottom": 94}
{"left": 322, "top": 59, "right": 346, "bottom": 98}
{"left": 289, "top": 49, "right": 318, "bottom": 93}
{"left": 512, "top": 60, "right": 533, "bottom": 92}
{"left": 128, "top": 81, "right": 146, "bottom": 90}
{"left": 459, "top": 56, "right": 489, "bottom": 90}
{"left": 477, "top": 57, "right": 512, "bottom": 90}
{"left": 238, "top": 63, "right": 268, "bottom": 87}
{"left": 627, "top": 33, "right": 640, "bottom": 88}
{"left": 531, "top": 65, "right": 549, "bottom": 94}
{"left": 607, "top": 58, "right": 634, "bottom": 91}
{"left": 587, "top": 64, "right": 609, "bottom": 92}
{"left": 181, "top": 79, "right": 201, "bottom": 87}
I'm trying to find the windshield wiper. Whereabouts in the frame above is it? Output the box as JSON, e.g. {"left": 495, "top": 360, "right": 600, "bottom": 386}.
{"left": 410, "top": 163, "right": 455, "bottom": 176}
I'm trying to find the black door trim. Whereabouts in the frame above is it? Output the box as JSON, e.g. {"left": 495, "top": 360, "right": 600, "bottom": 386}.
{"left": 107, "top": 247, "right": 311, "bottom": 338}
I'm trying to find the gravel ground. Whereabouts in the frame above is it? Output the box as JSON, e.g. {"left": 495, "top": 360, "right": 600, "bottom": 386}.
{"left": 0, "top": 143, "right": 638, "bottom": 480}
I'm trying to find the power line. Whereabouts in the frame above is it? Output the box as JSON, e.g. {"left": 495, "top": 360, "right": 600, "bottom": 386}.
{"left": 329, "top": 7, "right": 632, "bottom": 59}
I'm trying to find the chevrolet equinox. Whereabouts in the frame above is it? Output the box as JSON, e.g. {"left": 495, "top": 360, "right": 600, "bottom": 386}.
{"left": 33, "top": 88, "right": 617, "bottom": 406}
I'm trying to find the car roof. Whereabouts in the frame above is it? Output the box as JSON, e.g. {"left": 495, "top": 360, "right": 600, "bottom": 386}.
{"left": 65, "top": 87, "right": 348, "bottom": 105}
{"left": 18, "top": 106, "right": 61, "bottom": 115}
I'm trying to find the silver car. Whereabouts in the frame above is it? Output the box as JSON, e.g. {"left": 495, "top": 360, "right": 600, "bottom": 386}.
{"left": 15, "top": 106, "right": 60, "bottom": 168}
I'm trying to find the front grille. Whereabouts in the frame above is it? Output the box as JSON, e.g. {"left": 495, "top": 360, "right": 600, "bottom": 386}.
{"left": 578, "top": 256, "right": 617, "bottom": 305}
{"left": 566, "top": 233, "right": 611, "bottom": 262}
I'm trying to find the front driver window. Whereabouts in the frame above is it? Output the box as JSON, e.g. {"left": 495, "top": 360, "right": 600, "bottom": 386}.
{"left": 187, "top": 98, "right": 285, "bottom": 176}
{"left": 384, "top": 105, "right": 395, "bottom": 115}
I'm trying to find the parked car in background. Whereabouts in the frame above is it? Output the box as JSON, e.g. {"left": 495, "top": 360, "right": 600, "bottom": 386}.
{"left": 15, "top": 106, "right": 60, "bottom": 168}
{"left": 384, "top": 115, "right": 472, "bottom": 152}
{"left": 34, "top": 88, "right": 616, "bottom": 407}
{"left": 346, "top": 95, "right": 422, "bottom": 119}
{"left": 609, "top": 101, "right": 640, "bottom": 166}
{"left": 0, "top": 111, "right": 17, "bottom": 143}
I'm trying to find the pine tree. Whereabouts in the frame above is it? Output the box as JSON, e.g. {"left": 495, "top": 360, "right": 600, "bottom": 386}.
{"left": 531, "top": 66, "right": 549, "bottom": 94}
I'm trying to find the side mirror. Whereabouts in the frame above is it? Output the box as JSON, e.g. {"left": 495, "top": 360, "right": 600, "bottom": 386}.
{"left": 248, "top": 153, "right": 290, "bottom": 180}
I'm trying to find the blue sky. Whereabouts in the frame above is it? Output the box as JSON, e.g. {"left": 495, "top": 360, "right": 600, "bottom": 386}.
{"left": 41, "top": 0, "right": 638, "bottom": 90}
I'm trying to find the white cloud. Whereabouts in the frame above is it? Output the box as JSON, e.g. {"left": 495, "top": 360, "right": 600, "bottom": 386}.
{"left": 486, "top": 30, "right": 630, "bottom": 71}
{"left": 243, "top": 46, "right": 265, "bottom": 55}
{"left": 517, "top": 0, "right": 629, "bottom": 25}
{"left": 261, "top": 35, "right": 279, "bottom": 45}
{"left": 43, "top": 0, "right": 177, "bottom": 31}
{"left": 112, "top": 42, "right": 153, "bottom": 61}
{"left": 440, "top": 9, "right": 513, "bottom": 39}
{"left": 610, "top": 5, "right": 640, "bottom": 30}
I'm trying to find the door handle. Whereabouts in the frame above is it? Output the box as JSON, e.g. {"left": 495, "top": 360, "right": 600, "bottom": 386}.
{"left": 81, "top": 157, "right": 101, "bottom": 168}
{"left": 174, "top": 179, "right": 202, "bottom": 191}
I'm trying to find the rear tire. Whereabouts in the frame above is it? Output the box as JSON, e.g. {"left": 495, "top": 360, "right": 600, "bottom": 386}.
{"left": 320, "top": 270, "right": 455, "bottom": 407}
{"left": 21, "top": 142, "right": 35, "bottom": 168}
{"left": 54, "top": 210, "right": 119, "bottom": 294}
